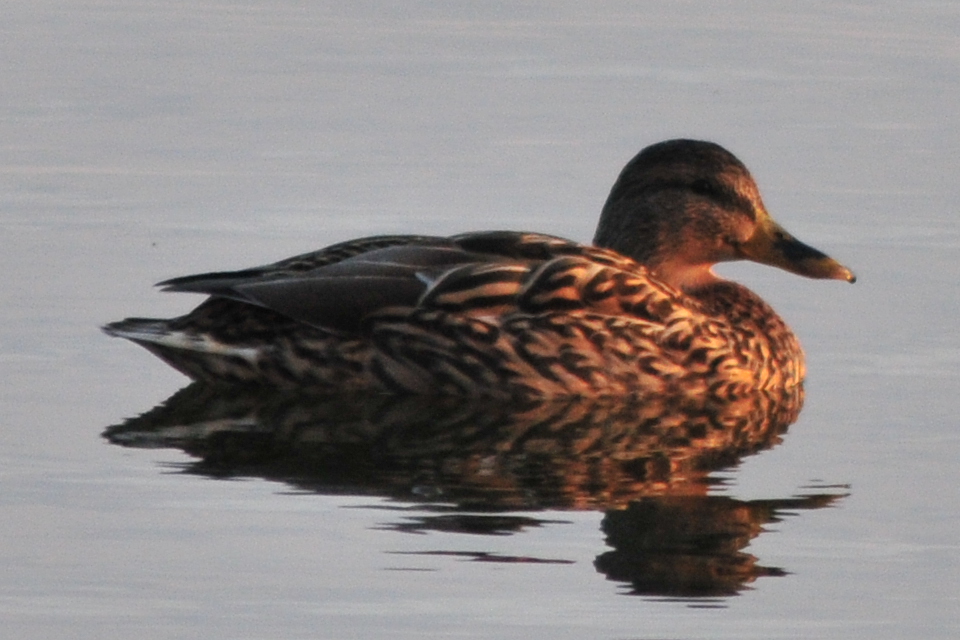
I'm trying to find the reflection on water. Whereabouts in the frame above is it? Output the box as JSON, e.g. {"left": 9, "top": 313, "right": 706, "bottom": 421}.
{"left": 596, "top": 493, "right": 841, "bottom": 599}
{"left": 105, "top": 384, "right": 805, "bottom": 507}
{"left": 104, "top": 384, "right": 845, "bottom": 600}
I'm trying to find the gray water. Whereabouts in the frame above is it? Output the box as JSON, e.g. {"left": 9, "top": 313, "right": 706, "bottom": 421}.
{"left": 2, "top": 1, "right": 959, "bottom": 638}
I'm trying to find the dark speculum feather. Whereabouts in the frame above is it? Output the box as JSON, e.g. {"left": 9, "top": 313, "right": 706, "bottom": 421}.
{"left": 158, "top": 235, "right": 456, "bottom": 293}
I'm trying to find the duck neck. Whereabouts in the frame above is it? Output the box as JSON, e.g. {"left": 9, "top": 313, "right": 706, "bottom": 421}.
{"left": 649, "top": 260, "right": 721, "bottom": 293}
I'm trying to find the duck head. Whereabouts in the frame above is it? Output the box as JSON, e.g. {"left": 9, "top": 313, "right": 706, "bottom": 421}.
{"left": 593, "top": 139, "right": 856, "bottom": 292}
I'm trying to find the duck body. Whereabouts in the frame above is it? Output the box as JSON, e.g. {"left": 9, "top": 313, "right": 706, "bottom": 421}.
{"left": 104, "top": 140, "right": 854, "bottom": 398}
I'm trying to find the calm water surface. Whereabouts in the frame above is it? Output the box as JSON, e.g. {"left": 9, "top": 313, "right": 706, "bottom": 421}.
{"left": 2, "top": 1, "right": 958, "bottom": 638}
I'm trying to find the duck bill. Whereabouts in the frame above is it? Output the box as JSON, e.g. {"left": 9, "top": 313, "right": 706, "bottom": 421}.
{"left": 739, "top": 218, "right": 856, "bottom": 283}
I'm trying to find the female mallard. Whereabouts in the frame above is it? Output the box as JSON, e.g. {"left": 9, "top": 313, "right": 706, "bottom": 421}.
{"left": 104, "top": 139, "right": 854, "bottom": 397}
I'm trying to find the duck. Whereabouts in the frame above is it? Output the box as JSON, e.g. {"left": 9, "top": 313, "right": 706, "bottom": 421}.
{"left": 103, "top": 139, "right": 855, "bottom": 398}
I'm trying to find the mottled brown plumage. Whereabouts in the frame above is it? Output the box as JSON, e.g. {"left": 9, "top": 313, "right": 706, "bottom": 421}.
{"left": 104, "top": 140, "right": 854, "bottom": 397}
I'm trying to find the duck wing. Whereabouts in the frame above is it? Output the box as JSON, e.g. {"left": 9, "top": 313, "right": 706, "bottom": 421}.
{"left": 159, "top": 241, "right": 481, "bottom": 332}
{"left": 153, "top": 231, "right": 678, "bottom": 334}
{"left": 157, "top": 234, "right": 452, "bottom": 294}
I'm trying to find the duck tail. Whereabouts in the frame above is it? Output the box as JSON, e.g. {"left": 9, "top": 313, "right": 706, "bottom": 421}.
{"left": 102, "top": 318, "right": 264, "bottom": 384}
{"left": 102, "top": 317, "right": 173, "bottom": 343}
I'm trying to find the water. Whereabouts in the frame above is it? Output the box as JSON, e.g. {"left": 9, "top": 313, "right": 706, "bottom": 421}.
{"left": 2, "top": 1, "right": 958, "bottom": 638}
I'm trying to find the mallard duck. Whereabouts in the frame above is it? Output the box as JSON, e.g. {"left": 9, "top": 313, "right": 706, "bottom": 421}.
{"left": 104, "top": 139, "right": 854, "bottom": 397}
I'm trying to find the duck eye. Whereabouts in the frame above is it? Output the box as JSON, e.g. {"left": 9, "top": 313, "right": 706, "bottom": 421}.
{"left": 690, "top": 179, "right": 713, "bottom": 195}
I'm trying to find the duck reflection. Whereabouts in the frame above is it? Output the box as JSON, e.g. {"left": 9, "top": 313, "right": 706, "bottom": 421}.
{"left": 596, "top": 493, "right": 840, "bottom": 598}
{"left": 104, "top": 384, "right": 844, "bottom": 599}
